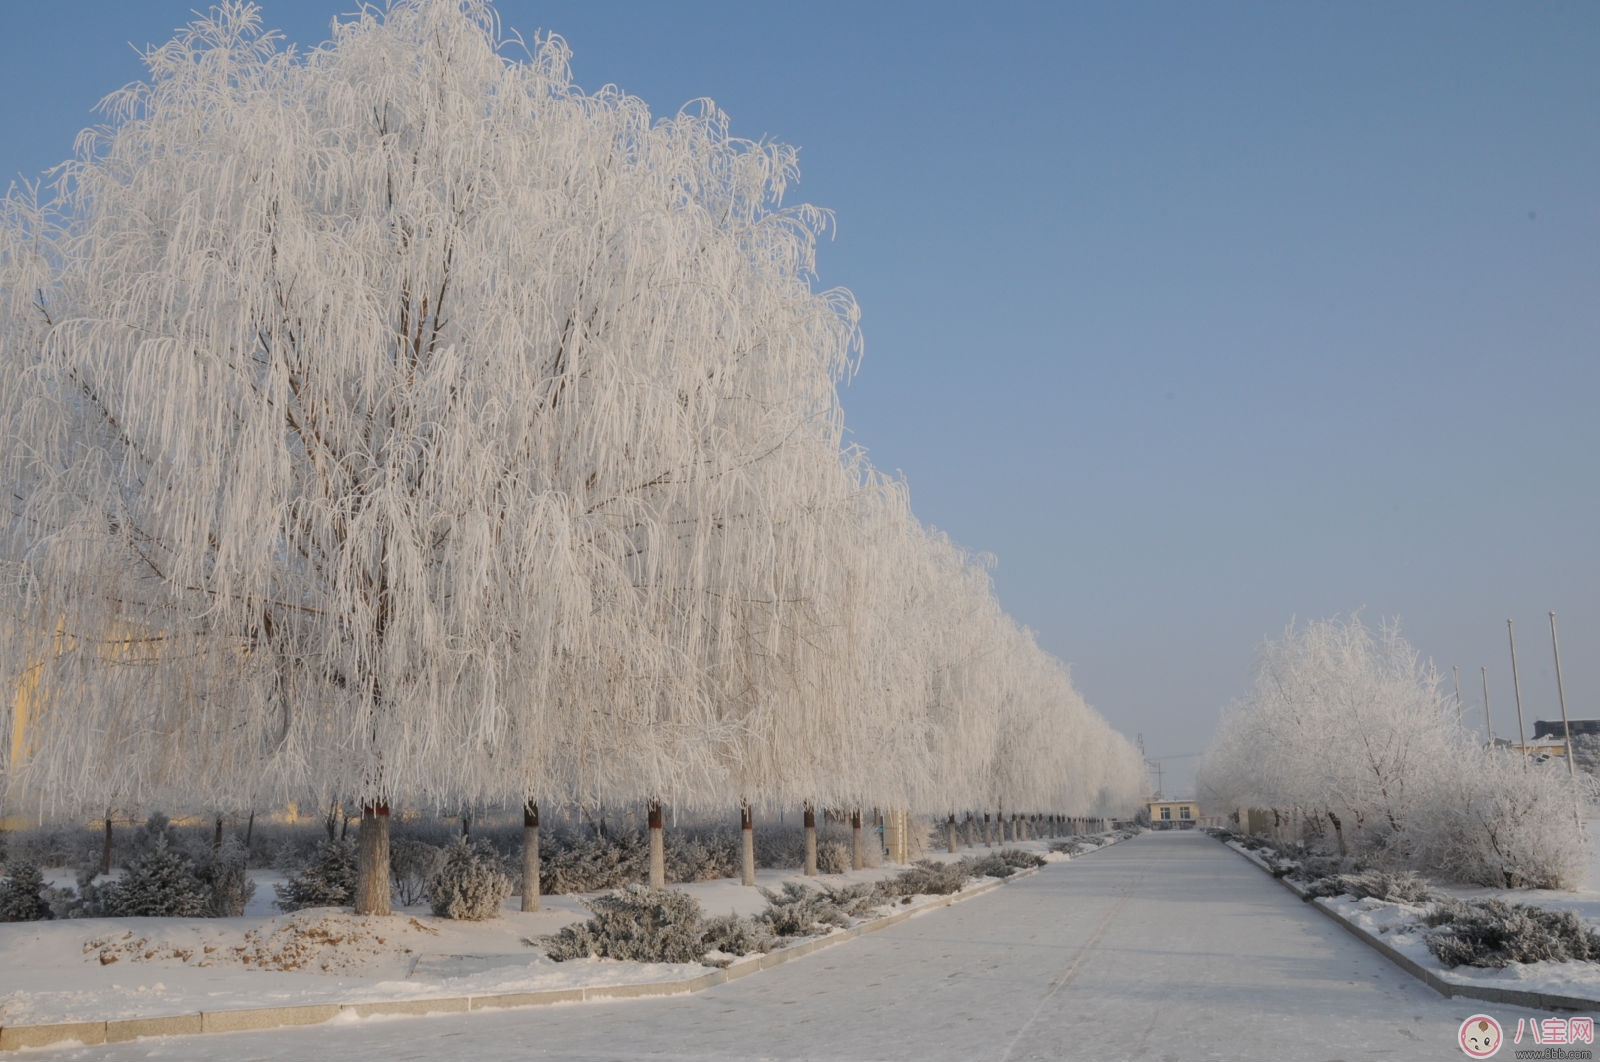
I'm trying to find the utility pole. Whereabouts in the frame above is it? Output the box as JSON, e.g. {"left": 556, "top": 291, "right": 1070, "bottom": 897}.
{"left": 1481, "top": 667, "right": 1493, "bottom": 744}
{"left": 1550, "top": 612, "right": 1582, "bottom": 832}
{"left": 1508, "top": 619, "right": 1529, "bottom": 764}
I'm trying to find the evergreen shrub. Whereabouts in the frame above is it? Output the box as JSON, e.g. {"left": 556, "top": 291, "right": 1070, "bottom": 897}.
{"left": 275, "top": 840, "right": 357, "bottom": 911}
{"left": 0, "top": 861, "right": 53, "bottom": 922}
{"left": 428, "top": 839, "right": 512, "bottom": 920}
{"left": 543, "top": 885, "right": 707, "bottom": 963}
{"left": 1426, "top": 898, "right": 1600, "bottom": 969}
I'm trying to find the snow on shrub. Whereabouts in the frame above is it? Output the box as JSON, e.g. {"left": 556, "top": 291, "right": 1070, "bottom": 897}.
{"left": 816, "top": 839, "right": 852, "bottom": 874}
{"left": 428, "top": 839, "right": 512, "bottom": 920}
{"left": 664, "top": 832, "right": 740, "bottom": 884}
{"left": 1425, "top": 898, "right": 1600, "bottom": 969}
{"left": 539, "top": 832, "right": 647, "bottom": 896}
{"left": 700, "top": 913, "right": 779, "bottom": 958}
{"left": 97, "top": 837, "right": 210, "bottom": 917}
{"left": 755, "top": 881, "right": 879, "bottom": 937}
{"left": 543, "top": 885, "right": 708, "bottom": 963}
{"left": 997, "top": 847, "right": 1046, "bottom": 869}
{"left": 878, "top": 860, "right": 971, "bottom": 898}
{"left": 275, "top": 841, "right": 358, "bottom": 911}
{"left": 0, "top": 861, "right": 53, "bottom": 921}
{"left": 1301, "top": 869, "right": 1437, "bottom": 904}
{"left": 197, "top": 838, "right": 257, "bottom": 917}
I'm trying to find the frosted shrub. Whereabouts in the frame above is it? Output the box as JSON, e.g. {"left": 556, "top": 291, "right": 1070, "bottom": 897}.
{"left": 998, "top": 848, "right": 1046, "bottom": 869}
{"left": 0, "top": 861, "right": 53, "bottom": 922}
{"left": 755, "top": 881, "right": 881, "bottom": 938}
{"left": 197, "top": 838, "right": 257, "bottom": 917}
{"left": 664, "top": 832, "right": 740, "bottom": 884}
{"left": 390, "top": 840, "right": 446, "bottom": 907}
{"left": 880, "top": 860, "right": 971, "bottom": 897}
{"left": 540, "top": 833, "right": 647, "bottom": 895}
{"left": 1302, "top": 869, "right": 1436, "bottom": 904}
{"left": 95, "top": 837, "right": 210, "bottom": 917}
{"left": 1426, "top": 898, "right": 1600, "bottom": 968}
{"left": 965, "top": 853, "right": 1019, "bottom": 879}
{"left": 275, "top": 841, "right": 357, "bottom": 911}
{"left": 543, "top": 885, "right": 707, "bottom": 963}
{"left": 816, "top": 840, "right": 851, "bottom": 875}
{"left": 428, "top": 839, "right": 512, "bottom": 920}
{"left": 1293, "top": 854, "right": 1360, "bottom": 882}
{"left": 700, "top": 913, "right": 778, "bottom": 958}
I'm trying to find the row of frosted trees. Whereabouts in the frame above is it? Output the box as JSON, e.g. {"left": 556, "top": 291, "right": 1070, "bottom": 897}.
{"left": 1196, "top": 616, "right": 1589, "bottom": 888}
{"left": 0, "top": 1, "right": 1144, "bottom": 912}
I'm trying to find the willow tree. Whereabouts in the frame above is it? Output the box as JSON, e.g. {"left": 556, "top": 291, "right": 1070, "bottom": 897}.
{"left": 0, "top": 1, "right": 860, "bottom": 911}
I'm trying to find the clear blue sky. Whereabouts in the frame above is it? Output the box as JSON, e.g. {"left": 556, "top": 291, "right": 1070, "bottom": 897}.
{"left": 3, "top": 1, "right": 1596, "bottom": 795}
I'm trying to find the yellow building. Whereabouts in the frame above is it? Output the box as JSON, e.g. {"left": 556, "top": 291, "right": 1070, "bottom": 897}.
{"left": 1148, "top": 799, "right": 1200, "bottom": 829}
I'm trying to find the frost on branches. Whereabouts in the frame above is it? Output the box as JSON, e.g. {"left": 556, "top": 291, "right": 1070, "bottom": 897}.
{"left": 0, "top": 0, "right": 1147, "bottom": 913}
{"left": 1197, "top": 616, "right": 1589, "bottom": 888}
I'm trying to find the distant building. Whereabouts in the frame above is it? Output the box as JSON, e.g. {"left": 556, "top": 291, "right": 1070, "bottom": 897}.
{"left": 1533, "top": 719, "right": 1600, "bottom": 740}
{"left": 1148, "top": 799, "right": 1200, "bottom": 829}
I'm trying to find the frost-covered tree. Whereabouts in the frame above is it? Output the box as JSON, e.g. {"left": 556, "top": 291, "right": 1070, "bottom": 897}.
{"left": 1197, "top": 615, "right": 1589, "bottom": 886}
{"left": 0, "top": 1, "right": 860, "bottom": 911}
{"left": 0, "top": 0, "right": 1148, "bottom": 899}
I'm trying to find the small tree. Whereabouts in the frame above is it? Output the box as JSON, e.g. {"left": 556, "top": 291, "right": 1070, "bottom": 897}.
{"left": 428, "top": 838, "right": 512, "bottom": 920}
{"left": 0, "top": 861, "right": 53, "bottom": 922}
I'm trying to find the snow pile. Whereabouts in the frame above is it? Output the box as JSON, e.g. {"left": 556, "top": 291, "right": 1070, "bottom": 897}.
{"left": 81, "top": 909, "right": 442, "bottom": 976}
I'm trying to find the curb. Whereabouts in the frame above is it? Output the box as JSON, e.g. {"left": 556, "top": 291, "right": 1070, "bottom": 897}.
{"left": 1, "top": 839, "right": 1112, "bottom": 1053}
{"left": 1215, "top": 835, "right": 1600, "bottom": 1013}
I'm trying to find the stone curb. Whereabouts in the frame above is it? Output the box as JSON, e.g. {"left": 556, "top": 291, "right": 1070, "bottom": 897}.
{"left": 1, "top": 838, "right": 1116, "bottom": 1053}
{"left": 1216, "top": 835, "right": 1600, "bottom": 1013}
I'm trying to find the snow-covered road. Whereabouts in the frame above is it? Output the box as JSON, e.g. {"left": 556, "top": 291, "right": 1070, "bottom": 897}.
{"left": 38, "top": 832, "right": 1551, "bottom": 1061}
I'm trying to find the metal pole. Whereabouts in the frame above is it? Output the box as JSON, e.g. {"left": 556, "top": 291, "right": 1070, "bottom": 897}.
{"left": 1481, "top": 667, "right": 1494, "bottom": 745}
{"left": 1508, "top": 619, "right": 1529, "bottom": 764}
{"left": 1550, "top": 611, "right": 1582, "bottom": 833}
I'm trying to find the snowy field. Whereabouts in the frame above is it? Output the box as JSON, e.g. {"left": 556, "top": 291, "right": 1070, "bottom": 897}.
{"left": 10, "top": 831, "right": 1562, "bottom": 1062}
{"left": 1, "top": 837, "right": 1054, "bottom": 1031}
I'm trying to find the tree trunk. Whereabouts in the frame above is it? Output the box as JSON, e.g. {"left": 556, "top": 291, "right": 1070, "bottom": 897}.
{"left": 946, "top": 813, "right": 957, "bottom": 854}
{"left": 851, "top": 809, "right": 865, "bottom": 869}
{"left": 521, "top": 801, "right": 541, "bottom": 912}
{"left": 803, "top": 804, "right": 817, "bottom": 876}
{"left": 461, "top": 809, "right": 471, "bottom": 839}
{"left": 244, "top": 810, "right": 255, "bottom": 849}
{"left": 740, "top": 803, "right": 756, "bottom": 885}
{"left": 648, "top": 801, "right": 666, "bottom": 889}
{"left": 213, "top": 814, "right": 224, "bottom": 851}
{"left": 325, "top": 798, "right": 340, "bottom": 843}
{"left": 355, "top": 804, "right": 391, "bottom": 916}
{"left": 1327, "top": 809, "right": 1347, "bottom": 857}
{"left": 983, "top": 811, "right": 992, "bottom": 847}
{"left": 101, "top": 816, "right": 113, "bottom": 875}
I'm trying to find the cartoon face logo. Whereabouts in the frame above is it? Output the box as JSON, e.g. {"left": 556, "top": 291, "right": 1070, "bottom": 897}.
{"left": 1458, "top": 1014, "right": 1502, "bottom": 1058}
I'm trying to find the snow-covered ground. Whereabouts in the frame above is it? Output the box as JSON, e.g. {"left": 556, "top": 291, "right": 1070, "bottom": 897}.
{"left": 1, "top": 837, "right": 1058, "bottom": 1031}
{"left": 1225, "top": 822, "right": 1600, "bottom": 1005}
{"left": 15, "top": 831, "right": 1552, "bottom": 1062}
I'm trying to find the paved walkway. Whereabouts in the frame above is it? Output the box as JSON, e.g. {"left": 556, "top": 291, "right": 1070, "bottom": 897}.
{"left": 41, "top": 832, "right": 1547, "bottom": 1060}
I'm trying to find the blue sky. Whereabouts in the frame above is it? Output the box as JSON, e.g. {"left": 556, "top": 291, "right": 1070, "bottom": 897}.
{"left": 2, "top": 1, "right": 1596, "bottom": 795}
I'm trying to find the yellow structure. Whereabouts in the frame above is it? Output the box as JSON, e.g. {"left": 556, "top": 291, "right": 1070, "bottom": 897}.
{"left": 1148, "top": 799, "right": 1200, "bottom": 829}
